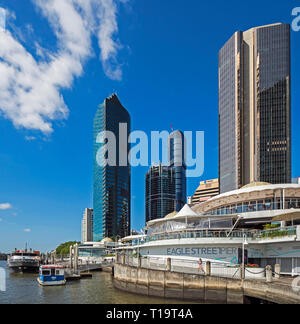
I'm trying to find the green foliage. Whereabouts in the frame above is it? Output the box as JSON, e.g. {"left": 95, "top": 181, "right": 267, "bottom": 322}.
{"left": 263, "top": 224, "right": 280, "bottom": 230}
{"left": 56, "top": 241, "right": 80, "bottom": 256}
{"left": 260, "top": 228, "right": 296, "bottom": 239}
{"left": 132, "top": 253, "right": 141, "bottom": 258}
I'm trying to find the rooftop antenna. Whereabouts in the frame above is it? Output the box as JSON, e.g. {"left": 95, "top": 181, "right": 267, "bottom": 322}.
{"left": 170, "top": 124, "right": 174, "bottom": 132}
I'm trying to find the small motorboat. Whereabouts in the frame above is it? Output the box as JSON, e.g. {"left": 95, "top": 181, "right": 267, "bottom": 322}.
{"left": 37, "top": 265, "right": 66, "bottom": 286}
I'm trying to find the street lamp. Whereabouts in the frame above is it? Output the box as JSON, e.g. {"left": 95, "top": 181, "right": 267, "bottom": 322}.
{"left": 242, "top": 233, "right": 248, "bottom": 279}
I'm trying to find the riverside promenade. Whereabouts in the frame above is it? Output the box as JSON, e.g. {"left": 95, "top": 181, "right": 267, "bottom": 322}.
{"left": 113, "top": 255, "right": 300, "bottom": 304}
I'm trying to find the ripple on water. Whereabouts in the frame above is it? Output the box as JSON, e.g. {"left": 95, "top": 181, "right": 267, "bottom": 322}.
{"left": 0, "top": 261, "right": 194, "bottom": 304}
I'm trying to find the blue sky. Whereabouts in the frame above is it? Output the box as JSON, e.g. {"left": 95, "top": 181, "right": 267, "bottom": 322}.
{"left": 0, "top": 0, "right": 299, "bottom": 253}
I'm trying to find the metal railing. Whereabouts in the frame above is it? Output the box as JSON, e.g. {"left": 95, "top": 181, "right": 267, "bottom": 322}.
{"left": 136, "top": 230, "right": 255, "bottom": 246}
{"left": 255, "top": 226, "right": 297, "bottom": 240}
{"left": 129, "top": 226, "right": 298, "bottom": 246}
{"left": 121, "top": 255, "right": 266, "bottom": 280}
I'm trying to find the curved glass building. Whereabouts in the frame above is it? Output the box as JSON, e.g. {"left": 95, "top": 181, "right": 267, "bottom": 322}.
{"left": 145, "top": 164, "right": 175, "bottom": 223}
{"left": 145, "top": 130, "right": 187, "bottom": 223}
{"left": 168, "top": 130, "right": 187, "bottom": 211}
{"left": 93, "top": 94, "right": 131, "bottom": 241}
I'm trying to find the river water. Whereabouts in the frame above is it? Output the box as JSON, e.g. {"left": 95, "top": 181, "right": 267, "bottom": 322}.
{"left": 0, "top": 261, "right": 190, "bottom": 304}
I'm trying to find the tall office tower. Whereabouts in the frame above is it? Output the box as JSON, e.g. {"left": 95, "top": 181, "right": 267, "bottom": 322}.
{"left": 191, "top": 179, "right": 219, "bottom": 205}
{"left": 93, "top": 94, "right": 131, "bottom": 241}
{"left": 168, "top": 130, "right": 187, "bottom": 211}
{"left": 145, "top": 164, "right": 176, "bottom": 223}
{"left": 81, "top": 208, "right": 93, "bottom": 243}
{"left": 219, "top": 23, "right": 291, "bottom": 194}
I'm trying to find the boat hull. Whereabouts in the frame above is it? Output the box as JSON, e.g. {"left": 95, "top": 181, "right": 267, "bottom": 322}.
{"left": 37, "top": 277, "right": 66, "bottom": 286}
{"left": 8, "top": 261, "right": 40, "bottom": 273}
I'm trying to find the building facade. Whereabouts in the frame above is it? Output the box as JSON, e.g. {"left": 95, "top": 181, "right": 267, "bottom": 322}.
{"left": 219, "top": 23, "right": 291, "bottom": 194}
{"left": 93, "top": 94, "right": 131, "bottom": 241}
{"left": 168, "top": 130, "right": 187, "bottom": 211}
{"left": 145, "top": 164, "right": 176, "bottom": 223}
{"left": 191, "top": 178, "right": 219, "bottom": 204}
{"left": 81, "top": 208, "right": 93, "bottom": 243}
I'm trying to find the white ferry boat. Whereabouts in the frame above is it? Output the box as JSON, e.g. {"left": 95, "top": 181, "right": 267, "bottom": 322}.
{"left": 119, "top": 183, "right": 300, "bottom": 276}
{"left": 8, "top": 249, "right": 41, "bottom": 273}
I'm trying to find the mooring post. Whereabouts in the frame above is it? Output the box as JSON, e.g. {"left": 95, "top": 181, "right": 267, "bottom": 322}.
{"left": 74, "top": 244, "right": 78, "bottom": 274}
{"left": 266, "top": 265, "right": 273, "bottom": 283}
{"left": 138, "top": 255, "right": 142, "bottom": 268}
{"left": 121, "top": 250, "right": 125, "bottom": 265}
{"left": 240, "top": 264, "right": 244, "bottom": 280}
{"left": 166, "top": 258, "right": 172, "bottom": 272}
{"left": 205, "top": 261, "right": 211, "bottom": 276}
{"left": 274, "top": 264, "right": 281, "bottom": 279}
{"left": 69, "top": 245, "right": 73, "bottom": 269}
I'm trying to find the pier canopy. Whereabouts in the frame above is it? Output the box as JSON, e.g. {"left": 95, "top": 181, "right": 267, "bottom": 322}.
{"left": 272, "top": 209, "right": 300, "bottom": 222}
{"left": 146, "top": 204, "right": 236, "bottom": 234}
{"left": 192, "top": 183, "right": 300, "bottom": 217}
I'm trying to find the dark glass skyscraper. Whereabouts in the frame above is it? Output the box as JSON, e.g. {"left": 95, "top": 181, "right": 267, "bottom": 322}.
{"left": 168, "top": 130, "right": 187, "bottom": 211}
{"left": 219, "top": 23, "right": 291, "bottom": 194}
{"left": 93, "top": 94, "right": 131, "bottom": 241}
{"left": 145, "top": 164, "right": 175, "bottom": 223}
{"left": 145, "top": 130, "right": 187, "bottom": 223}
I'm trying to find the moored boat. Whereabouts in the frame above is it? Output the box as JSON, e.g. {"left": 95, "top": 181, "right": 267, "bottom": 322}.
{"left": 37, "top": 265, "right": 66, "bottom": 286}
{"left": 8, "top": 249, "right": 41, "bottom": 273}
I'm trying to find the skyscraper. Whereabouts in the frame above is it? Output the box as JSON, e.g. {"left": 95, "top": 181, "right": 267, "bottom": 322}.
{"left": 219, "top": 23, "right": 291, "bottom": 194}
{"left": 145, "top": 164, "right": 175, "bottom": 223}
{"left": 168, "top": 130, "right": 187, "bottom": 211}
{"left": 145, "top": 130, "right": 187, "bottom": 223}
{"left": 93, "top": 94, "right": 131, "bottom": 241}
{"left": 81, "top": 208, "right": 93, "bottom": 243}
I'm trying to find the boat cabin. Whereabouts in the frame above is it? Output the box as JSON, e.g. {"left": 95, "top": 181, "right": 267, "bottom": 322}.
{"left": 38, "top": 265, "right": 66, "bottom": 286}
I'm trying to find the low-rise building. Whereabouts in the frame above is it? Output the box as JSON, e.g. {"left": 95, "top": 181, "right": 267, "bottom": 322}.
{"left": 191, "top": 178, "right": 219, "bottom": 204}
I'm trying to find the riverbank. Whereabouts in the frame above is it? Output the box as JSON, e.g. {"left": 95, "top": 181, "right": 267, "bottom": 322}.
{"left": 114, "top": 263, "right": 300, "bottom": 304}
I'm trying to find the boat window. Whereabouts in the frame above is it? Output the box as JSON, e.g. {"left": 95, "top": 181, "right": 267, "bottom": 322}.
{"left": 51, "top": 268, "right": 56, "bottom": 276}
{"left": 56, "top": 270, "right": 60, "bottom": 275}
{"left": 42, "top": 270, "right": 50, "bottom": 276}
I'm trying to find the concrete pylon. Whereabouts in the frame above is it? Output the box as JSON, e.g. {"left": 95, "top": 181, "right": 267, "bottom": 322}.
{"left": 205, "top": 261, "right": 211, "bottom": 276}
{"left": 74, "top": 244, "right": 78, "bottom": 274}
{"left": 266, "top": 265, "right": 273, "bottom": 283}
{"left": 69, "top": 245, "right": 73, "bottom": 269}
{"left": 166, "top": 258, "right": 172, "bottom": 272}
{"left": 274, "top": 264, "right": 281, "bottom": 279}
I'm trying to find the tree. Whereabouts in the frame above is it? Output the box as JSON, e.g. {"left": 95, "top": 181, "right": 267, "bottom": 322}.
{"left": 56, "top": 241, "right": 80, "bottom": 256}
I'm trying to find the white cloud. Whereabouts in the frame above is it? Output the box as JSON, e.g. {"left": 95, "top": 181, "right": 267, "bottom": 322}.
{"left": 25, "top": 136, "right": 37, "bottom": 141}
{"left": 24, "top": 228, "right": 31, "bottom": 233}
{"left": 0, "top": 0, "right": 128, "bottom": 134}
{"left": 0, "top": 203, "right": 12, "bottom": 210}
